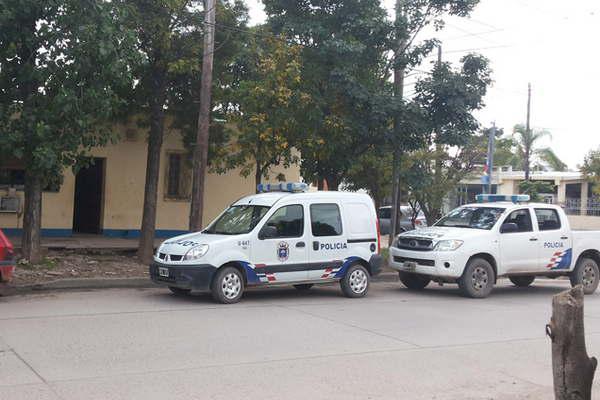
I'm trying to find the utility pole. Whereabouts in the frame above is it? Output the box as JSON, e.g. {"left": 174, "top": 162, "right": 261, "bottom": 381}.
{"left": 189, "top": 0, "right": 216, "bottom": 231}
{"left": 389, "top": 0, "right": 407, "bottom": 245}
{"left": 486, "top": 122, "right": 497, "bottom": 194}
{"left": 525, "top": 82, "right": 532, "bottom": 180}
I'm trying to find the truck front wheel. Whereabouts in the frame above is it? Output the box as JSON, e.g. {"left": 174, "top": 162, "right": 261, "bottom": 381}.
{"left": 570, "top": 257, "right": 599, "bottom": 295}
{"left": 398, "top": 272, "right": 430, "bottom": 290}
{"left": 458, "top": 258, "right": 495, "bottom": 298}
{"left": 509, "top": 276, "right": 535, "bottom": 288}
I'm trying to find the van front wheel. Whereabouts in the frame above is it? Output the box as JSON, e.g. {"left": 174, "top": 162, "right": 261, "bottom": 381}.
{"left": 211, "top": 267, "right": 244, "bottom": 304}
{"left": 341, "top": 264, "right": 370, "bottom": 298}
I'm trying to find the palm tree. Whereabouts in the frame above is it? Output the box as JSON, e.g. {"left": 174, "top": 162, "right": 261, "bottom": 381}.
{"left": 512, "top": 124, "right": 566, "bottom": 179}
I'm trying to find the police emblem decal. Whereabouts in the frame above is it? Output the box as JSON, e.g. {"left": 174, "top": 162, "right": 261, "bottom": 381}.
{"left": 277, "top": 241, "right": 290, "bottom": 262}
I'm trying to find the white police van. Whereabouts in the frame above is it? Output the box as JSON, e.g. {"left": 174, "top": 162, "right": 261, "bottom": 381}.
{"left": 389, "top": 194, "right": 600, "bottom": 298}
{"left": 150, "top": 183, "right": 383, "bottom": 303}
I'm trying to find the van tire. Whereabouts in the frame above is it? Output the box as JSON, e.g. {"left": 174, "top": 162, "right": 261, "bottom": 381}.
{"left": 509, "top": 276, "right": 535, "bottom": 287}
{"left": 458, "top": 258, "right": 495, "bottom": 298}
{"left": 294, "top": 284, "right": 313, "bottom": 291}
{"left": 340, "top": 264, "right": 370, "bottom": 298}
{"left": 570, "top": 257, "right": 599, "bottom": 295}
{"left": 211, "top": 267, "right": 244, "bottom": 304}
{"left": 168, "top": 287, "right": 191, "bottom": 296}
{"left": 398, "top": 272, "right": 430, "bottom": 290}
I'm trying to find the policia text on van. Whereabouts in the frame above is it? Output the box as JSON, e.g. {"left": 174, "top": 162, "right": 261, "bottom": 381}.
{"left": 150, "top": 183, "right": 383, "bottom": 304}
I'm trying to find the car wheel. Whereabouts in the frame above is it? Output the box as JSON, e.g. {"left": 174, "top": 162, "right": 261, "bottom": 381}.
{"left": 458, "top": 258, "right": 495, "bottom": 298}
{"left": 570, "top": 257, "right": 599, "bottom": 295}
{"left": 340, "top": 264, "right": 370, "bottom": 298}
{"left": 398, "top": 272, "right": 430, "bottom": 290}
{"left": 509, "top": 276, "right": 535, "bottom": 288}
{"left": 168, "top": 286, "right": 191, "bottom": 296}
{"left": 293, "top": 284, "right": 314, "bottom": 291}
{"left": 211, "top": 267, "right": 244, "bottom": 304}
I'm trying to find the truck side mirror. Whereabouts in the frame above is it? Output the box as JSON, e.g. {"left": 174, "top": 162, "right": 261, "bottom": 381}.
{"left": 500, "top": 222, "right": 519, "bottom": 234}
{"left": 258, "top": 225, "right": 278, "bottom": 240}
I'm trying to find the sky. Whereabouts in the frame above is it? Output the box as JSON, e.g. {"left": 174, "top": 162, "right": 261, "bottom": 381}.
{"left": 245, "top": 0, "right": 600, "bottom": 170}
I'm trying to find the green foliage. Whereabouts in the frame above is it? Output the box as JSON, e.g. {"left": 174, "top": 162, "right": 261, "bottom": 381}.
{"left": 581, "top": 148, "right": 600, "bottom": 196}
{"left": 344, "top": 150, "right": 393, "bottom": 208}
{"left": 511, "top": 124, "right": 566, "bottom": 173}
{"left": 0, "top": 0, "right": 136, "bottom": 182}
{"left": 518, "top": 180, "right": 554, "bottom": 202}
{"left": 215, "top": 32, "right": 306, "bottom": 184}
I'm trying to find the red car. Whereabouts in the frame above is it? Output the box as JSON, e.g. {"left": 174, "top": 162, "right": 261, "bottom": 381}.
{"left": 0, "top": 229, "right": 15, "bottom": 283}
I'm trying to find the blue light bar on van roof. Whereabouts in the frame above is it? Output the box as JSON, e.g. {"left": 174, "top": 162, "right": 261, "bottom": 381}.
{"left": 257, "top": 182, "right": 308, "bottom": 193}
{"left": 476, "top": 194, "right": 530, "bottom": 203}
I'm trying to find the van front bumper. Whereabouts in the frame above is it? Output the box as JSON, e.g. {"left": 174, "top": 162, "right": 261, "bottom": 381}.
{"left": 149, "top": 262, "right": 217, "bottom": 291}
{"left": 388, "top": 246, "right": 467, "bottom": 280}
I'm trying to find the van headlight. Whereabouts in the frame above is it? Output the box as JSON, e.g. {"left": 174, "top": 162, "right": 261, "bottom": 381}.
{"left": 434, "top": 240, "right": 463, "bottom": 251}
{"left": 183, "top": 244, "right": 209, "bottom": 261}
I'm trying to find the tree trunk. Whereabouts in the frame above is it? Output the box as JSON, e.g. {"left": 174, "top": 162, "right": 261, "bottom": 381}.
{"left": 317, "top": 178, "right": 324, "bottom": 191}
{"left": 255, "top": 161, "right": 262, "bottom": 192}
{"left": 326, "top": 175, "right": 339, "bottom": 191}
{"left": 546, "top": 286, "right": 597, "bottom": 400}
{"left": 21, "top": 170, "right": 43, "bottom": 263}
{"left": 189, "top": 0, "right": 216, "bottom": 231}
{"left": 138, "top": 79, "right": 166, "bottom": 264}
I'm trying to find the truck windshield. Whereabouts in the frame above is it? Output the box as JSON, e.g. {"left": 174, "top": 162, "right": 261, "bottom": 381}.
{"left": 435, "top": 207, "right": 505, "bottom": 230}
{"left": 204, "top": 205, "right": 270, "bottom": 235}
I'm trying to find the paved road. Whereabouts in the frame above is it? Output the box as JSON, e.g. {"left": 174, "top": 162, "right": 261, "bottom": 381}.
{"left": 1, "top": 280, "right": 599, "bottom": 400}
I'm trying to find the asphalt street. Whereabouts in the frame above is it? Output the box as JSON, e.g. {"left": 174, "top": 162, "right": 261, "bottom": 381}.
{"left": 1, "top": 280, "right": 600, "bottom": 400}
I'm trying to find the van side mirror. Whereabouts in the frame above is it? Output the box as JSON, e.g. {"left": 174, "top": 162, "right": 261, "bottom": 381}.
{"left": 500, "top": 222, "right": 519, "bottom": 234}
{"left": 258, "top": 225, "right": 278, "bottom": 240}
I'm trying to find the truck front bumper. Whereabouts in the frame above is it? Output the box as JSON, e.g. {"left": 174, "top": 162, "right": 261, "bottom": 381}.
{"left": 388, "top": 246, "right": 467, "bottom": 280}
{"left": 149, "top": 262, "right": 217, "bottom": 291}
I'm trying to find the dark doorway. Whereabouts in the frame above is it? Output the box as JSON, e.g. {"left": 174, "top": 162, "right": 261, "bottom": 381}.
{"left": 73, "top": 158, "right": 105, "bottom": 234}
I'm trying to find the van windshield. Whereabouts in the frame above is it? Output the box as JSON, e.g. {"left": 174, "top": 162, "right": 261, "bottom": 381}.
{"left": 435, "top": 207, "right": 505, "bottom": 230}
{"left": 204, "top": 205, "right": 270, "bottom": 235}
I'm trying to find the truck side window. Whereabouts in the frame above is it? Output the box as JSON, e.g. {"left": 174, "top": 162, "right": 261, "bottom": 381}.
{"left": 503, "top": 209, "right": 533, "bottom": 233}
{"left": 264, "top": 205, "right": 304, "bottom": 238}
{"left": 535, "top": 208, "right": 561, "bottom": 231}
{"left": 310, "top": 204, "right": 343, "bottom": 236}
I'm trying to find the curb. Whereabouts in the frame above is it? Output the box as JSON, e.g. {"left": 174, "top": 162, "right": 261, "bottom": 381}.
{"left": 2, "top": 272, "right": 400, "bottom": 296}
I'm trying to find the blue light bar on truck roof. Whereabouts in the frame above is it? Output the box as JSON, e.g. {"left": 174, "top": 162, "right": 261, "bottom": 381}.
{"left": 476, "top": 194, "right": 530, "bottom": 203}
{"left": 257, "top": 182, "right": 308, "bottom": 193}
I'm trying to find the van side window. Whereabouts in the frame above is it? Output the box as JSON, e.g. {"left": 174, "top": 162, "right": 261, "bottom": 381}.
{"left": 264, "top": 205, "right": 304, "bottom": 238}
{"left": 310, "top": 204, "right": 343, "bottom": 236}
{"left": 535, "top": 208, "right": 561, "bottom": 231}
{"left": 503, "top": 209, "right": 533, "bottom": 233}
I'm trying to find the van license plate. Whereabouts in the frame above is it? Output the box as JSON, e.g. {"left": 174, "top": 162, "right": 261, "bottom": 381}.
{"left": 158, "top": 267, "right": 169, "bottom": 277}
{"left": 404, "top": 262, "right": 416, "bottom": 271}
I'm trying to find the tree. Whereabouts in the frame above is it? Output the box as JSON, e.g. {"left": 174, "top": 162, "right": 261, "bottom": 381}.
{"left": 344, "top": 150, "right": 393, "bottom": 209}
{"left": 512, "top": 124, "right": 567, "bottom": 179}
{"left": 263, "top": 0, "right": 392, "bottom": 190}
{"left": 405, "top": 54, "right": 492, "bottom": 224}
{"left": 581, "top": 148, "right": 600, "bottom": 196}
{"left": 124, "top": 0, "right": 248, "bottom": 262}
{"left": 215, "top": 32, "right": 306, "bottom": 188}
{"left": 0, "top": 0, "right": 136, "bottom": 262}
{"left": 518, "top": 180, "right": 554, "bottom": 202}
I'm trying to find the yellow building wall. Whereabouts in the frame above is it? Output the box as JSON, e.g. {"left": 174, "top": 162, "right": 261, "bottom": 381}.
{"left": 0, "top": 121, "right": 301, "bottom": 237}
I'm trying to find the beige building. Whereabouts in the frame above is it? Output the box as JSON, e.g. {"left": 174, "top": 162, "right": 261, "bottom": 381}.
{"left": 0, "top": 122, "right": 300, "bottom": 238}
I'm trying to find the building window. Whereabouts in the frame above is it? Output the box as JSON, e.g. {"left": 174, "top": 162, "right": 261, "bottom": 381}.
{"left": 165, "top": 152, "right": 191, "bottom": 200}
{"left": 0, "top": 168, "right": 25, "bottom": 189}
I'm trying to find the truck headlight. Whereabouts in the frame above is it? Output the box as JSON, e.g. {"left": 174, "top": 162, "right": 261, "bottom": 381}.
{"left": 184, "top": 244, "right": 209, "bottom": 261}
{"left": 434, "top": 240, "right": 463, "bottom": 251}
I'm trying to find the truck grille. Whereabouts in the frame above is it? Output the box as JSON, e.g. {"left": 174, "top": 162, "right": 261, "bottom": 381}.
{"left": 393, "top": 256, "right": 435, "bottom": 267}
{"left": 396, "top": 237, "right": 433, "bottom": 251}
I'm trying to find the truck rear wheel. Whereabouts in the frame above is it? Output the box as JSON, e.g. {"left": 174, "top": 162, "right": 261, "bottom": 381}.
{"left": 570, "top": 257, "right": 599, "bottom": 295}
{"left": 398, "top": 272, "right": 430, "bottom": 290}
{"left": 458, "top": 258, "right": 495, "bottom": 298}
{"left": 509, "top": 276, "right": 535, "bottom": 288}
{"left": 211, "top": 267, "right": 244, "bottom": 304}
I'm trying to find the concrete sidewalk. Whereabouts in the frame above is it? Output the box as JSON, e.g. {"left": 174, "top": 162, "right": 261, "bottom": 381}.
{"left": 9, "top": 234, "right": 162, "bottom": 251}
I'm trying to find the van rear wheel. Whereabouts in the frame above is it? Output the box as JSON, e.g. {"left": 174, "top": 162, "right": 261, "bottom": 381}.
{"left": 570, "top": 257, "right": 599, "bottom": 295}
{"left": 340, "top": 264, "right": 370, "bottom": 298}
{"left": 509, "top": 276, "right": 535, "bottom": 288}
{"left": 398, "top": 272, "right": 430, "bottom": 290}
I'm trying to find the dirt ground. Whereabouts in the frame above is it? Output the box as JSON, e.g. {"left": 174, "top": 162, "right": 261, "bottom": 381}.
{"left": 10, "top": 250, "right": 148, "bottom": 286}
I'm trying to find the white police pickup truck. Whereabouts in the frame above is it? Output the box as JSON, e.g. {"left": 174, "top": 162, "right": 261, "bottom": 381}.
{"left": 389, "top": 194, "right": 600, "bottom": 298}
{"left": 150, "top": 183, "right": 383, "bottom": 303}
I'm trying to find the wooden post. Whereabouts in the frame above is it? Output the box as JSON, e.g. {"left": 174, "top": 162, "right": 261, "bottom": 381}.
{"left": 546, "top": 286, "right": 597, "bottom": 400}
